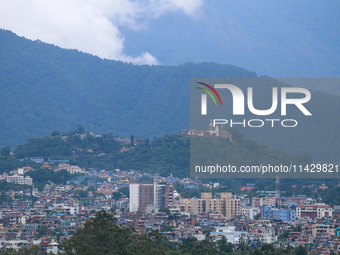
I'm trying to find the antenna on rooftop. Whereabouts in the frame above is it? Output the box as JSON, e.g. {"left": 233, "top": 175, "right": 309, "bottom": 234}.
{"left": 276, "top": 173, "right": 280, "bottom": 198}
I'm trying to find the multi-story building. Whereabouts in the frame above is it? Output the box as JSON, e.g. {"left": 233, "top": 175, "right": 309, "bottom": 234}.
{"left": 2, "top": 212, "right": 26, "bottom": 226}
{"left": 242, "top": 207, "right": 260, "bottom": 220}
{"left": 25, "top": 157, "right": 44, "bottom": 163}
{"left": 129, "top": 180, "right": 174, "bottom": 212}
{"left": 53, "top": 203, "right": 81, "bottom": 215}
{"left": 296, "top": 204, "right": 332, "bottom": 219}
{"left": 180, "top": 192, "right": 240, "bottom": 219}
{"left": 312, "top": 224, "right": 335, "bottom": 243}
{"left": 252, "top": 197, "right": 262, "bottom": 207}
{"left": 210, "top": 226, "right": 247, "bottom": 244}
{"left": 260, "top": 206, "right": 296, "bottom": 223}
{"left": 258, "top": 225, "right": 277, "bottom": 243}
{"left": 57, "top": 163, "right": 84, "bottom": 173}
{"left": 287, "top": 195, "right": 309, "bottom": 206}
{"left": 6, "top": 174, "right": 32, "bottom": 185}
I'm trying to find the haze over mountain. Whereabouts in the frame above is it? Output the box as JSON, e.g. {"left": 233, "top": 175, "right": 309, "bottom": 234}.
{"left": 0, "top": 29, "right": 339, "bottom": 163}
{"left": 122, "top": 0, "right": 340, "bottom": 78}
{"left": 0, "top": 29, "right": 255, "bottom": 148}
{"left": 0, "top": 1, "right": 339, "bottom": 78}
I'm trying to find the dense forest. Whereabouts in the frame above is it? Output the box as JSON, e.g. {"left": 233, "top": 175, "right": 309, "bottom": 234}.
{"left": 0, "top": 29, "right": 339, "bottom": 162}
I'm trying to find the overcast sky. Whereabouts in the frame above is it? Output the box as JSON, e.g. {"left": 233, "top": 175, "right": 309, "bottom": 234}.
{"left": 0, "top": 0, "right": 203, "bottom": 65}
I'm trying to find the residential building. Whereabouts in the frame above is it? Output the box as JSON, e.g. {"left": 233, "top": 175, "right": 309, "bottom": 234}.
{"left": 242, "top": 207, "right": 260, "bottom": 220}
{"left": 258, "top": 225, "right": 277, "bottom": 243}
{"left": 129, "top": 180, "right": 174, "bottom": 212}
{"left": 210, "top": 226, "right": 247, "bottom": 244}
{"left": 312, "top": 224, "right": 335, "bottom": 243}
{"left": 296, "top": 204, "right": 332, "bottom": 219}
{"left": 261, "top": 206, "right": 296, "bottom": 223}
{"left": 180, "top": 192, "right": 240, "bottom": 219}
{"left": 6, "top": 174, "right": 32, "bottom": 185}
{"left": 57, "top": 163, "right": 84, "bottom": 174}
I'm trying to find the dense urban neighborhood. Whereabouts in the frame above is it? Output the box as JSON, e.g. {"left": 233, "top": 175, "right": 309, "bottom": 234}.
{"left": 0, "top": 159, "right": 339, "bottom": 254}
{"left": 0, "top": 128, "right": 337, "bottom": 255}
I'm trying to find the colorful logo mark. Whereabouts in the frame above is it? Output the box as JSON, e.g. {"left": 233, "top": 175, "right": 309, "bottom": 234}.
{"left": 196, "top": 82, "right": 222, "bottom": 106}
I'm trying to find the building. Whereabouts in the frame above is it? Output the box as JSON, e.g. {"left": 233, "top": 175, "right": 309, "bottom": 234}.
{"left": 186, "top": 119, "right": 232, "bottom": 141}
{"left": 6, "top": 174, "right": 33, "bottom": 185}
{"left": 129, "top": 180, "right": 140, "bottom": 212}
{"left": 260, "top": 206, "right": 296, "bottom": 223}
{"left": 287, "top": 195, "right": 309, "bottom": 206}
{"left": 312, "top": 224, "right": 335, "bottom": 243}
{"left": 180, "top": 192, "right": 240, "bottom": 219}
{"left": 129, "top": 180, "right": 174, "bottom": 212}
{"left": 53, "top": 203, "right": 81, "bottom": 215}
{"left": 57, "top": 163, "right": 83, "bottom": 174}
{"left": 258, "top": 225, "right": 277, "bottom": 243}
{"left": 25, "top": 157, "right": 44, "bottom": 163}
{"left": 3, "top": 212, "right": 26, "bottom": 226}
{"left": 296, "top": 204, "right": 332, "bottom": 219}
{"left": 210, "top": 226, "right": 247, "bottom": 244}
{"left": 252, "top": 197, "right": 262, "bottom": 207}
{"left": 242, "top": 207, "right": 260, "bottom": 220}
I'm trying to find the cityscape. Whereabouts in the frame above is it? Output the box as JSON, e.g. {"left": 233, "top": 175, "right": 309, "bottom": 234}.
{"left": 0, "top": 153, "right": 339, "bottom": 254}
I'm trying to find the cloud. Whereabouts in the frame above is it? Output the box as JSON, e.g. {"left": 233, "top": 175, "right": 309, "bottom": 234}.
{"left": 0, "top": 0, "right": 203, "bottom": 65}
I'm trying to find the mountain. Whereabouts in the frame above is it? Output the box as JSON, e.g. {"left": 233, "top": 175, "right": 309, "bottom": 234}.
{"left": 0, "top": 29, "right": 256, "bottom": 148}
{"left": 0, "top": 29, "right": 339, "bottom": 163}
{"left": 121, "top": 0, "right": 340, "bottom": 78}
{"left": 2, "top": 126, "right": 311, "bottom": 181}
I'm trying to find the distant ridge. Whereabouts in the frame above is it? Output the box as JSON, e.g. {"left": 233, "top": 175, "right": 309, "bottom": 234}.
{"left": 0, "top": 29, "right": 339, "bottom": 163}
{"left": 0, "top": 29, "right": 256, "bottom": 148}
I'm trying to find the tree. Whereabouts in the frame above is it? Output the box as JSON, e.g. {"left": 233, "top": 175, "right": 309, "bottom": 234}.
{"left": 261, "top": 243, "right": 274, "bottom": 252}
{"left": 2, "top": 245, "right": 41, "bottom": 255}
{"left": 191, "top": 239, "right": 218, "bottom": 255}
{"left": 295, "top": 245, "right": 307, "bottom": 255}
{"left": 254, "top": 213, "right": 261, "bottom": 220}
{"left": 58, "top": 210, "right": 166, "bottom": 255}
{"left": 36, "top": 225, "right": 48, "bottom": 238}
{"left": 118, "top": 186, "right": 129, "bottom": 198}
{"left": 111, "top": 192, "right": 121, "bottom": 200}
{"left": 158, "top": 207, "right": 171, "bottom": 216}
{"left": 1, "top": 146, "right": 11, "bottom": 156}
{"left": 51, "top": 130, "right": 60, "bottom": 137}
{"left": 75, "top": 124, "right": 84, "bottom": 134}
{"left": 217, "top": 236, "right": 233, "bottom": 253}
{"left": 130, "top": 135, "right": 134, "bottom": 147}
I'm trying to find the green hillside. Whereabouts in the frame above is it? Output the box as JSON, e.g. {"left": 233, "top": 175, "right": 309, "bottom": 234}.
{"left": 0, "top": 29, "right": 339, "bottom": 162}
{"left": 0, "top": 29, "right": 255, "bottom": 149}
{"left": 1, "top": 126, "right": 311, "bottom": 180}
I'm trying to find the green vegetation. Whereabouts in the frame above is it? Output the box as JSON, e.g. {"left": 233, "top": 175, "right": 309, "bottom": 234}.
{"left": 0, "top": 126, "right": 338, "bottom": 193}
{"left": 0, "top": 210, "right": 319, "bottom": 254}
{"left": 0, "top": 29, "right": 256, "bottom": 151}
{"left": 158, "top": 207, "right": 171, "bottom": 216}
{"left": 1, "top": 29, "right": 339, "bottom": 163}
{"left": 56, "top": 210, "right": 308, "bottom": 255}
{"left": 2, "top": 246, "right": 41, "bottom": 255}
{"left": 59, "top": 210, "right": 174, "bottom": 255}
{"left": 0, "top": 126, "right": 313, "bottom": 181}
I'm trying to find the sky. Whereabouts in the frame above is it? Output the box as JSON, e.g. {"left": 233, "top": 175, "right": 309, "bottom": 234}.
{"left": 0, "top": 0, "right": 203, "bottom": 65}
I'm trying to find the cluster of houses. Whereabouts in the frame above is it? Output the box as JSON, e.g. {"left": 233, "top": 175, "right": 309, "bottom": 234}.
{"left": 0, "top": 164, "right": 340, "bottom": 254}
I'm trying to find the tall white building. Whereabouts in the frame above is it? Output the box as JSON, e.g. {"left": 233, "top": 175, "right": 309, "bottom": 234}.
{"left": 129, "top": 180, "right": 173, "bottom": 212}
{"left": 129, "top": 181, "right": 140, "bottom": 212}
{"left": 6, "top": 174, "right": 32, "bottom": 185}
